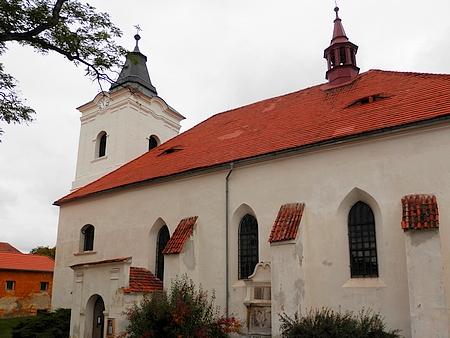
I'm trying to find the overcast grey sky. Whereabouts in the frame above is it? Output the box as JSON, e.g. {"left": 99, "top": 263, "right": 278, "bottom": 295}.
{"left": 1, "top": 0, "right": 450, "bottom": 253}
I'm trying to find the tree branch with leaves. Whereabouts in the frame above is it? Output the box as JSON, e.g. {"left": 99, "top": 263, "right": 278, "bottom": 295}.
{"left": 0, "top": 0, "right": 127, "bottom": 136}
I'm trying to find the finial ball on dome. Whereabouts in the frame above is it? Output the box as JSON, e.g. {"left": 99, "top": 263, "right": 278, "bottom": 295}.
{"left": 134, "top": 34, "right": 141, "bottom": 41}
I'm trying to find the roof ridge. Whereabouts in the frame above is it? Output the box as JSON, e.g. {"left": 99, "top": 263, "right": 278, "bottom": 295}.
{"left": 56, "top": 69, "right": 450, "bottom": 205}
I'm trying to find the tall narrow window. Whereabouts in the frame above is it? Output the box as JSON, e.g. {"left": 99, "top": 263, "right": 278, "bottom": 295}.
{"left": 148, "top": 135, "right": 158, "bottom": 150}
{"left": 239, "top": 214, "right": 259, "bottom": 279}
{"left": 156, "top": 225, "right": 170, "bottom": 281}
{"left": 99, "top": 133, "right": 107, "bottom": 157}
{"left": 348, "top": 202, "right": 378, "bottom": 278}
{"left": 81, "top": 224, "right": 95, "bottom": 251}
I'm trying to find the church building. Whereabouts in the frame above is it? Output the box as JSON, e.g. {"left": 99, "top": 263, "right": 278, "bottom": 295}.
{"left": 52, "top": 7, "right": 450, "bottom": 338}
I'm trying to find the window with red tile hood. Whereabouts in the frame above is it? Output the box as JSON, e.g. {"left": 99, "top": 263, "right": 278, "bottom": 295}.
{"left": 348, "top": 202, "right": 378, "bottom": 278}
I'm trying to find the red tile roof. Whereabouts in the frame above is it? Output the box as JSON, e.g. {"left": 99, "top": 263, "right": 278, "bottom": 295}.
{"left": 401, "top": 195, "right": 439, "bottom": 231}
{"left": 162, "top": 216, "right": 198, "bottom": 254}
{"left": 269, "top": 203, "right": 305, "bottom": 243}
{"left": 123, "top": 267, "right": 163, "bottom": 293}
{"left": 55, "top": 70, "right": 450, "bottom": 204}
{"left": 0, "top": 252, "right": 54, "bottom": 272}
{"left": 0, "top": 242, "right": 22, "bottom": 254}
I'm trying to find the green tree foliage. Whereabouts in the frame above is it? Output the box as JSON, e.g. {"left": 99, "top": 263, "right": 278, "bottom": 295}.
{"left": 29, "top": 245, "right": 56, "bottom": 259}
{"left": 0, "top": 0, "right": 126, "bottom": 136}
{"left": 124, "top": 275, "right": 243, "bottom": 338}
{"left": 279, "top": 307, "right": 402, "bottom": 338}
{"left": 11, "top": 308, "right": 70, "bottom": 338}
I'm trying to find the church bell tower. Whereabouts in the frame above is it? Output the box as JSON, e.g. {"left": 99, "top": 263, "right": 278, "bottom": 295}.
{"left": 71, "top": 34, "right": 185, "bottom": 190}
{"left": 324, "top": 7, "right": 360, "bottom": 85}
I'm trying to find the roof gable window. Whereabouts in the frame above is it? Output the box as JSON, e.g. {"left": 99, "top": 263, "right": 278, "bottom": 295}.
{"left": 347, "top": 94, "right": 389, "bottom": 108}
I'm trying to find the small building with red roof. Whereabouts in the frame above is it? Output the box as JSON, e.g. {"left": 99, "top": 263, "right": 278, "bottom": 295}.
{"left": 52, "top": 7, "right": 450, "bottom": 338}
{"left": 0, "top": 244, "right": 54, "bottom": 318}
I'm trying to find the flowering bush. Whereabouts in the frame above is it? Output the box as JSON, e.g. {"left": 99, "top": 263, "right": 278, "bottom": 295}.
{"left": 124, "top": 275, "right": 243, "bottom": 338}
{"left": 279, "top": 307, "right": 402, "bottom": 338}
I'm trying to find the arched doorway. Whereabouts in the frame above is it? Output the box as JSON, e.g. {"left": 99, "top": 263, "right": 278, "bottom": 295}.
{"left": 92, "top": 296, "right": 105, "bottom": 338}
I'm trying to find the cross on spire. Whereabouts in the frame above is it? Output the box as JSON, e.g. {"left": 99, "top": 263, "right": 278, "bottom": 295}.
{"left": 134, "top": 25, "right": 142, "bottom": 48}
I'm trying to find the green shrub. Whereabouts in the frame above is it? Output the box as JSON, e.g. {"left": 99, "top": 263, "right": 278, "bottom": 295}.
{"left": 124, "top": 275, "right": 242, "bottom": 338}
{"left": 11, "top": 308, "right": 70, "bottom": 338}
{"left": 279, "top": 307, "right": 402, "bottom": 338}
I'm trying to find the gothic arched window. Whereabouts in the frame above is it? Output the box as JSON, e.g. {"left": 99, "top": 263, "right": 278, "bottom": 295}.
{"left": 348, "top": 202, "right": 378, "bottom": 278}
{"left": 238, "top": 214, "right": 259, "bottom": 279}
{"left": 156, "top": 225, "right": 170, "bottom": 281}
{"left": 81, "top": 224, "right": 95, "bottom": 252}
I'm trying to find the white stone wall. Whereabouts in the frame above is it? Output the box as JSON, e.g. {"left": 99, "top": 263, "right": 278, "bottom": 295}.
{"left": 405, "top": 229, "right": 449, "bottom": 338}
{"left": 53, "top": 122, "right": 450, "bottom": 337}
{"left": 68, "top": 259, "right": 144, "bottom": 338}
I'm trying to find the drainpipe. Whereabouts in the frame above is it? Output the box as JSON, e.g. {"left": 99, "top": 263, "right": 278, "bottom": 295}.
{"left": 225, "top": 162, "right": 234, "bottom": 318}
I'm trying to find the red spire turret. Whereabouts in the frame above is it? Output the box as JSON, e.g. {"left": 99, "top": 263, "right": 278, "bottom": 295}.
{"left": 324, "top": 7, "right": 359, "bottom": 85}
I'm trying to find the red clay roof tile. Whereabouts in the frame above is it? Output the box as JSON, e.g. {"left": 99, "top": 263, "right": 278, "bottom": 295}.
{"left": 269, "top": 203, "right": 305, "bottom": 243}
{"left": 0, "top": 252, "right": 54, "bottom": 272}
{"left": 123, "top": 267, "right": 163, "bottom": 293}
{"left": 55, "top": 70, "right": 450, "bottom": 204}
{"left": 162, "top": 216, "right": 198, "bottom": 254}
{"left": 0, "top": 242, "right": 22, "bottom": 254}
{"left": 401, "top": 195, "right": 439, "bottom": 231}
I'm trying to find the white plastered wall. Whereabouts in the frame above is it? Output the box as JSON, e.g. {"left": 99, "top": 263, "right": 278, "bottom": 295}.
{"left": 72, "top": 89, "right": 183, "bottom": 190}
{"left": 53, "top": 122, "right": 450, "bottom": 337}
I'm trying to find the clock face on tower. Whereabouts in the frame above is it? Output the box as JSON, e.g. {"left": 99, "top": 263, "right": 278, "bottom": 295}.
{"left": 98, "top": 97, "right": 109, "bottom": 110}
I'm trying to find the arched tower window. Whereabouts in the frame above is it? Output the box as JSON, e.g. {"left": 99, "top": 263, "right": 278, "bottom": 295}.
{"left": 95, "top": 131, "right": 107, "bottom": 158}
{"left": 81, "top": 224, "right": 95, "bottom": 252}
{"left": 348, "top": 202, "right": 378, "bottom": 278}
{"left": 238, "top": 214, "right": 259, "bottom": 279}
{"left": 148, "top": 135, "right": 159, "bottom": 151}
{"left": 156, "top": 225, "right": 170, "bottom": 281}
{"left": 99, "top": 133, "right": 107, "bottom": 157}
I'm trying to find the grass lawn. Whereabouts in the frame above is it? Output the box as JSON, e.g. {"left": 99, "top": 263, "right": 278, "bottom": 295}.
{"left": 0, "top": 317, "right": 26, "bottom": 338}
